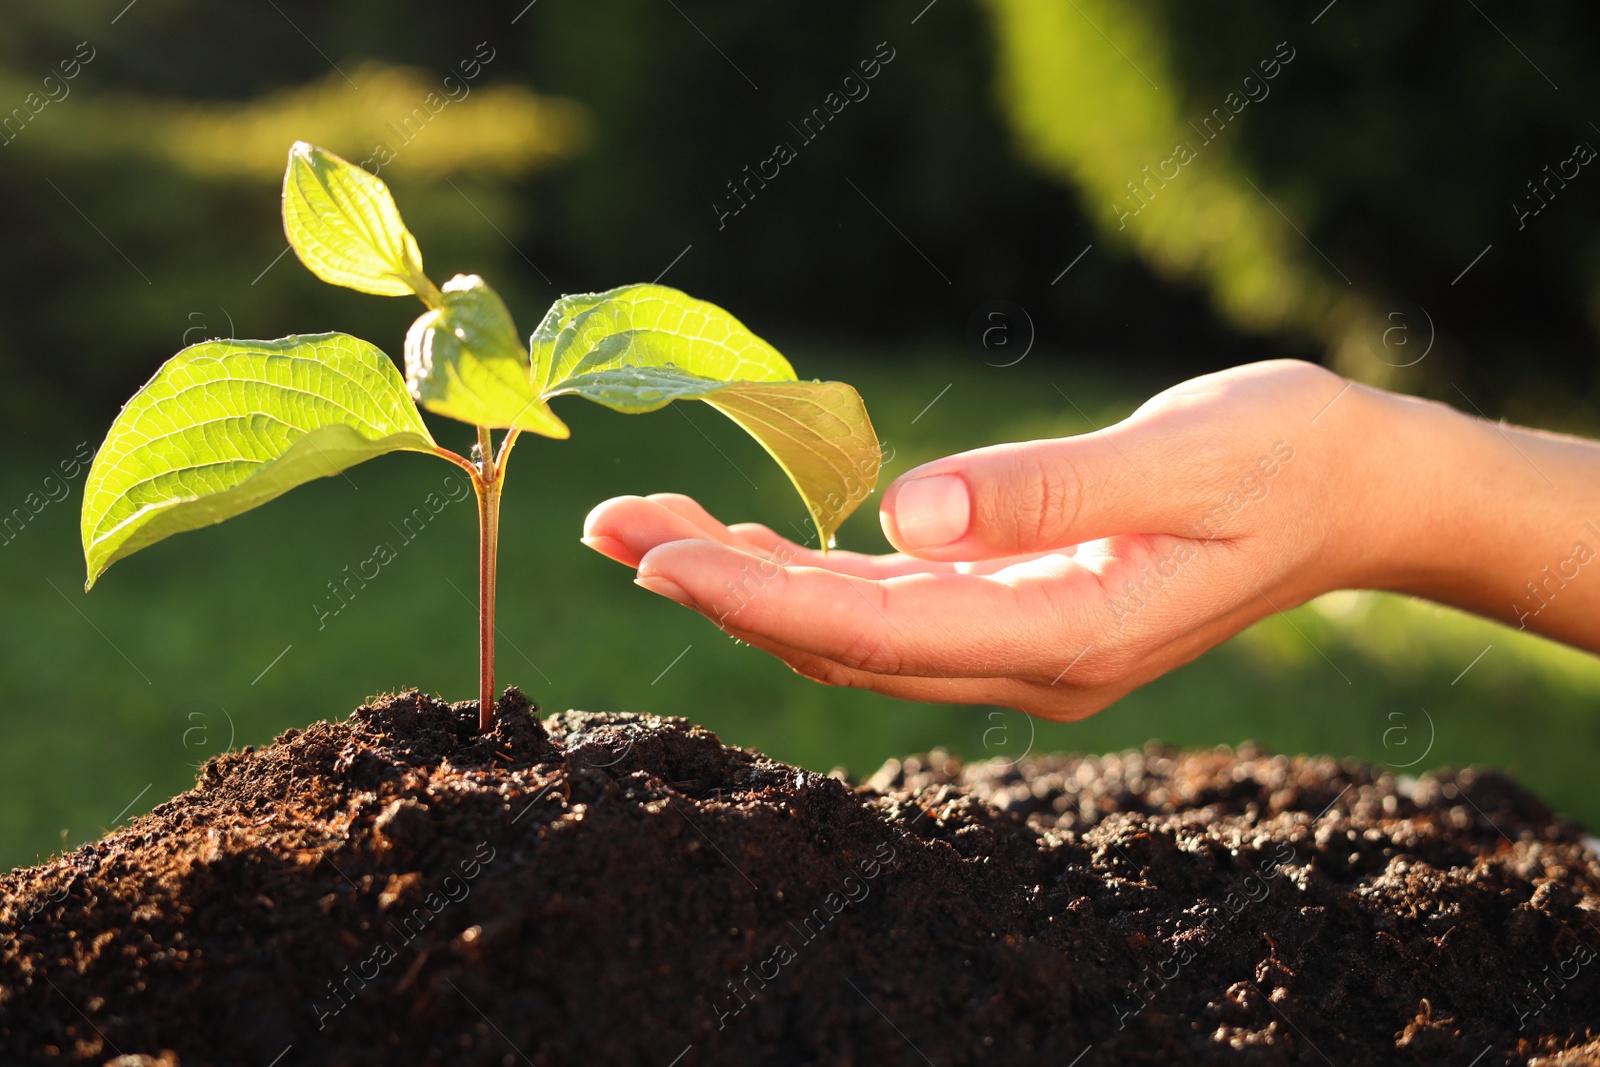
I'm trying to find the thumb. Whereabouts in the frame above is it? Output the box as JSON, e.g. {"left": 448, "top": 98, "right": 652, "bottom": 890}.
{"left": 879, "top": 429, "right": 1236, "bottom": 561}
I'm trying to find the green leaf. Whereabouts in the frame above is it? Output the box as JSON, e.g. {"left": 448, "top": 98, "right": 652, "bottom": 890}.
{"left": 405, "top": 274, "right": 569, "bottom": 437}
{"left": 536, "top": 286, "right": 881, "bottom": 545}
{"left": 702, "top": 382, "right": 881, "bottom": 547}
{"left": 282, "top": 141, "right": 438, "bottom": 301}
{"left": 82, "top": 333, "right": 438, "bottom": 588}
{"left": 531, "top": 283, "right": 794, "bottom": 396}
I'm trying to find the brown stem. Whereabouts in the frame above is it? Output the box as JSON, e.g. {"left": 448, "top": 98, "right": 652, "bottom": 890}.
{"left": 432, "top": 445, "right": 479, "bottom": 480}
{"left": 495, "top": 427, "right": 522, "bottom": 475}
{"left": 475, "top": 434, "right": 501, "bottom": 734}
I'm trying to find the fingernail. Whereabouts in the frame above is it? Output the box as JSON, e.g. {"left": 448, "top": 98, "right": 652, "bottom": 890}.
{"left": 581, "top": 535, "right": 631, "bottom": 564}
{"left": 893, "top": 473, "right": 970, "bottom": 549}
{"left": 634, "top": 575, "right": 694, "bottom": 607}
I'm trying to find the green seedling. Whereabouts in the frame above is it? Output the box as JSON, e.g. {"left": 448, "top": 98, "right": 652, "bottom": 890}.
{"left": 81, "top": 142, "right": 881, "bottom": 731}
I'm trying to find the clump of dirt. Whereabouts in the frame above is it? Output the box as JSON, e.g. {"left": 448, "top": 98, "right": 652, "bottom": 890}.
{"left": 3, "top": 690, "right": 1599, "bottom": 1066}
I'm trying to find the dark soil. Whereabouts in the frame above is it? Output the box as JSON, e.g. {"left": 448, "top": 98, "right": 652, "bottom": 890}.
{"left": 3, "top": 690, "right": 1600, "bottom": 1066}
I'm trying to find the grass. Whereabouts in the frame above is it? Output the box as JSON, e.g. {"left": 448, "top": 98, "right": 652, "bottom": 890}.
{"left": 2, "top": 347, "right": 1598, "bottom": 871}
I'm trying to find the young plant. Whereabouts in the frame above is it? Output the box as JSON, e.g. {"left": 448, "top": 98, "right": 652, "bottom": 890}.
{"left": 81, "top": 142, "right": 881, "bottom": 732}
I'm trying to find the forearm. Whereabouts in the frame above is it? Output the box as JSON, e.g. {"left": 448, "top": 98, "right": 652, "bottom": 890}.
{"left": 1351, "top": 385, "right": 1600, "bottom": 652}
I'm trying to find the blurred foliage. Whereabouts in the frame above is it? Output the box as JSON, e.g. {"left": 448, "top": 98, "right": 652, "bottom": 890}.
{"left": 983, "top": 2, "right": 1343, "bottom": 341}
{"left": 0, "top": 2, "right": 1597, "bottom": 433}
{"left": 984, "top": 0, "right": 1600, "bottom": 422}
{"left": 14, "top": 61, "right": 586, "bottom": 179}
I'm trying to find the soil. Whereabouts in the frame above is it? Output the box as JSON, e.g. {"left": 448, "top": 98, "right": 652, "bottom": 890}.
{"left": 3, "top": 690, "right": 1600, "bottom": 1067}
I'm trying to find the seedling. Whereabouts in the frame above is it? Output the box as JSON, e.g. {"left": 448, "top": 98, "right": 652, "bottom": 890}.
{"left": 81, "top": 142, "right": 881, "bottom": 731}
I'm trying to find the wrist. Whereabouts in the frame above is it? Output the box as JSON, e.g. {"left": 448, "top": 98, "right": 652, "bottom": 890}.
{"left": 1339, "top": 383, "right": 1600, "bottom": 647}
{"left": 1337, "top": 383, "right": 1484, "bottom": 598}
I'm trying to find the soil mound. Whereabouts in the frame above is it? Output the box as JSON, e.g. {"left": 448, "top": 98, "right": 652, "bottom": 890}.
{"left": 3, "top": 690, "right": 1599, "bottom": 1065}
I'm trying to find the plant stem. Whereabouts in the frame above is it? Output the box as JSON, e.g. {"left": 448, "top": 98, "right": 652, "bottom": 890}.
{"left": 432, "top": 446, "right": 479, "bottom": 480}
{"left": 475, "top": 426, "right": 500, "bottom": 733}
{"left": 495, "top": 428, "right": 521, "bottom": 473}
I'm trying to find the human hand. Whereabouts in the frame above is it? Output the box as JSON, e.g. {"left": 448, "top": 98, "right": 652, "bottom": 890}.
{"left": 582, "top": 359, "right": 1407, "bottom": 719}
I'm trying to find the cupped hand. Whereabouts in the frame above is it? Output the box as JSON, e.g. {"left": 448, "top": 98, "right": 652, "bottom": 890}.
{"left": 582, "top": 360, "right": 1390, "bottom": 720}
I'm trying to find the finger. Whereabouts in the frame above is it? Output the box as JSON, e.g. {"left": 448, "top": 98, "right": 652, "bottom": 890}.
{"left": 646, "top": 496, "right": 959, "bottom": 578}
{"left": 644, "top": 493, "right": 743, "bottom": 539}
{"left": 647, "top": 496, "right": 940, "bottom": 576}
{"left": 634, "top": 537, "right": 1102, "bottom": 681}
{"left": 587, "top": 494, "right": 961, "bottom": 578}
{"left": 878, "top": 422, "right": 1245, "bottom": 561}
{"left": 583, "top": 495, "right": 745, "bottom": 567}
{"left": 727, "top": 521, "right": 960, "bottom": 579}
{"left": 580, "top": 533, "right": 634, "bottom": 566}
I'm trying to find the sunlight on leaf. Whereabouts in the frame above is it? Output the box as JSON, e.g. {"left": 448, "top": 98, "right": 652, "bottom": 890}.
{"left": 705, "top": 381, "right": 880, "bottom": 548}
{"left": 406, "top": 274, "right": 569, "bottom": 437}
{"left": 82, "top": 334, "right": 438, "bottom": 588}
{"left": 282, "top": 141, "right": 439, "bottom": 302}
{"left": 531, "top": 284, "right": 794, "bottom": 395}
{"left": 536, "top": 286, "right": 880, "bottom": 545}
